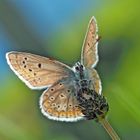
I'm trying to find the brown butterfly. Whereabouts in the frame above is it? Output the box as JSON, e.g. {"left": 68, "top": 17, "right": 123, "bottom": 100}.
{"left": 6, "top": 17, "right": 108, "bottom": 122}
{"left": 6, "top": 17, "right": 121, "bottom": 140}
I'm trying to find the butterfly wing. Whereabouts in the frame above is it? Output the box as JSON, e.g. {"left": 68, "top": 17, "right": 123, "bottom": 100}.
{"left": 6, "top": 51, "right": 74, "bottom": 90}
{"left": 81, "top": 16, "right": 99, "bottom": 68}
{"left": 40, "top": 78, "right": 85, "bottom": 122}
{"left": 81, "top": 17, "right": 102, "bottom": 94}
{"left": 88, "top": 69, "right": 102, "bottom": 95}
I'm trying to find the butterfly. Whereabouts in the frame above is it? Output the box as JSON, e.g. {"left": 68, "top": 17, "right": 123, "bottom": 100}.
{"left": 6, "top": 17, "right": 109, "bottom": 122}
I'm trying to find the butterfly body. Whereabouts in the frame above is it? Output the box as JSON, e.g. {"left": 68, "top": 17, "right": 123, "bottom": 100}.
{"left": 73, "top": 62, "right": 109, "bottom": 120}
{"left": 6, "top": 16, "right": 109, "bottom": 122}
{"left": 74, "top": 62, "right": 91, "bottom": 92}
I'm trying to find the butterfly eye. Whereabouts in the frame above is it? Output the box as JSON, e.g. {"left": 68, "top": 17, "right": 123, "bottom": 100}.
{"left": 75, "top": 66, "right": 79, "bottom": 71}
{"left": 80, "top": 65, "right": 83, "bottom": 69}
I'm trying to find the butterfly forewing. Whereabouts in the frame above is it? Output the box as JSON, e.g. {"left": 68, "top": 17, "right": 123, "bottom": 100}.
{"left": 40, "top": 78, "right": 84, "bottom": 122}
{"left": 6, "top": 52, "right": 74, "bottom": 90}
{"left": 81, "top": 17, "right": 99, "bottom": 68}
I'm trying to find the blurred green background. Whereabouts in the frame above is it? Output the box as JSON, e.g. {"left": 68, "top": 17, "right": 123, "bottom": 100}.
{"left": 0, "top": 0, "right": 140, "bottom": 140}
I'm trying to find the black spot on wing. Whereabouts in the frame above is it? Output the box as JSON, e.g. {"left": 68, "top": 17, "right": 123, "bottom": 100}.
{"left": 38, "top": 63, "right": 41, "bottom": 68}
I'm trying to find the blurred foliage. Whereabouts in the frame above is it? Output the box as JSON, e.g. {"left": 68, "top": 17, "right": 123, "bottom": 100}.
{"left": 0, "top": 0, "right": 140, "bottom": 140}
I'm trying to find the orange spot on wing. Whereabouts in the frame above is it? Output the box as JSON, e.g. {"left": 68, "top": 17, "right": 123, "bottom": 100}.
{"left": 52, "top": 111, "right": 59, "bottom": 117}
{"left": 43, "top": 100, "right": 51, "bottom": 108}
{"left": 47, "top": 108, "right": 53, "bottom": 114}
{"left": 75, "top": 109, "right": 83, "bottom": 116}
{"left": 59, "top": 111, "right": 67, "bottom": 117}
{"left": 67, "top": 111, "right": 75, "bottom": 118}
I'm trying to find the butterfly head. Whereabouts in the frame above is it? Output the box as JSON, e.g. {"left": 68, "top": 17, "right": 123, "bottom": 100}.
{"left": 74, "top": 62, "right": 85, "bottom": 72}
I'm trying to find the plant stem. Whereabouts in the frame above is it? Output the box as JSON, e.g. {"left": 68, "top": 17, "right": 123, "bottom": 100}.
{"left": 100, "top": 119, "right": 120, "bottom": 140}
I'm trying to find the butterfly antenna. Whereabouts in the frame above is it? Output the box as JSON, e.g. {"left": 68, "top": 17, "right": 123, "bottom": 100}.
{"left": 93, "top": 35, "right": 101, "bottom": 47}
{"left": 96, "top": 35, "right": 101, "bottom": 43}
{"left": 86, "top": 35, "right": 101, "bottom": 55}
{"left": 100, "top": 119, "right": 120, "bottom": 140}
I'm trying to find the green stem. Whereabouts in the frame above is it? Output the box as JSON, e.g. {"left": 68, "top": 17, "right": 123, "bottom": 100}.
{"left": 100, "top": 119, "right": 120, "bottom": 140}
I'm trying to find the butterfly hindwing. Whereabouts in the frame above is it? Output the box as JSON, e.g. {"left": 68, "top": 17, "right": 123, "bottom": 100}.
{"left": 6, "top": 51, "right": 74, "bottom": 90}
{"left": 40, "top": 78, "right": 84, "bottom": 122}
{"left": 81, "top": 16, "right": 99, "bottom": 68}
{"left": 88, "top": 69, "right": 102, "bottom": 95}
